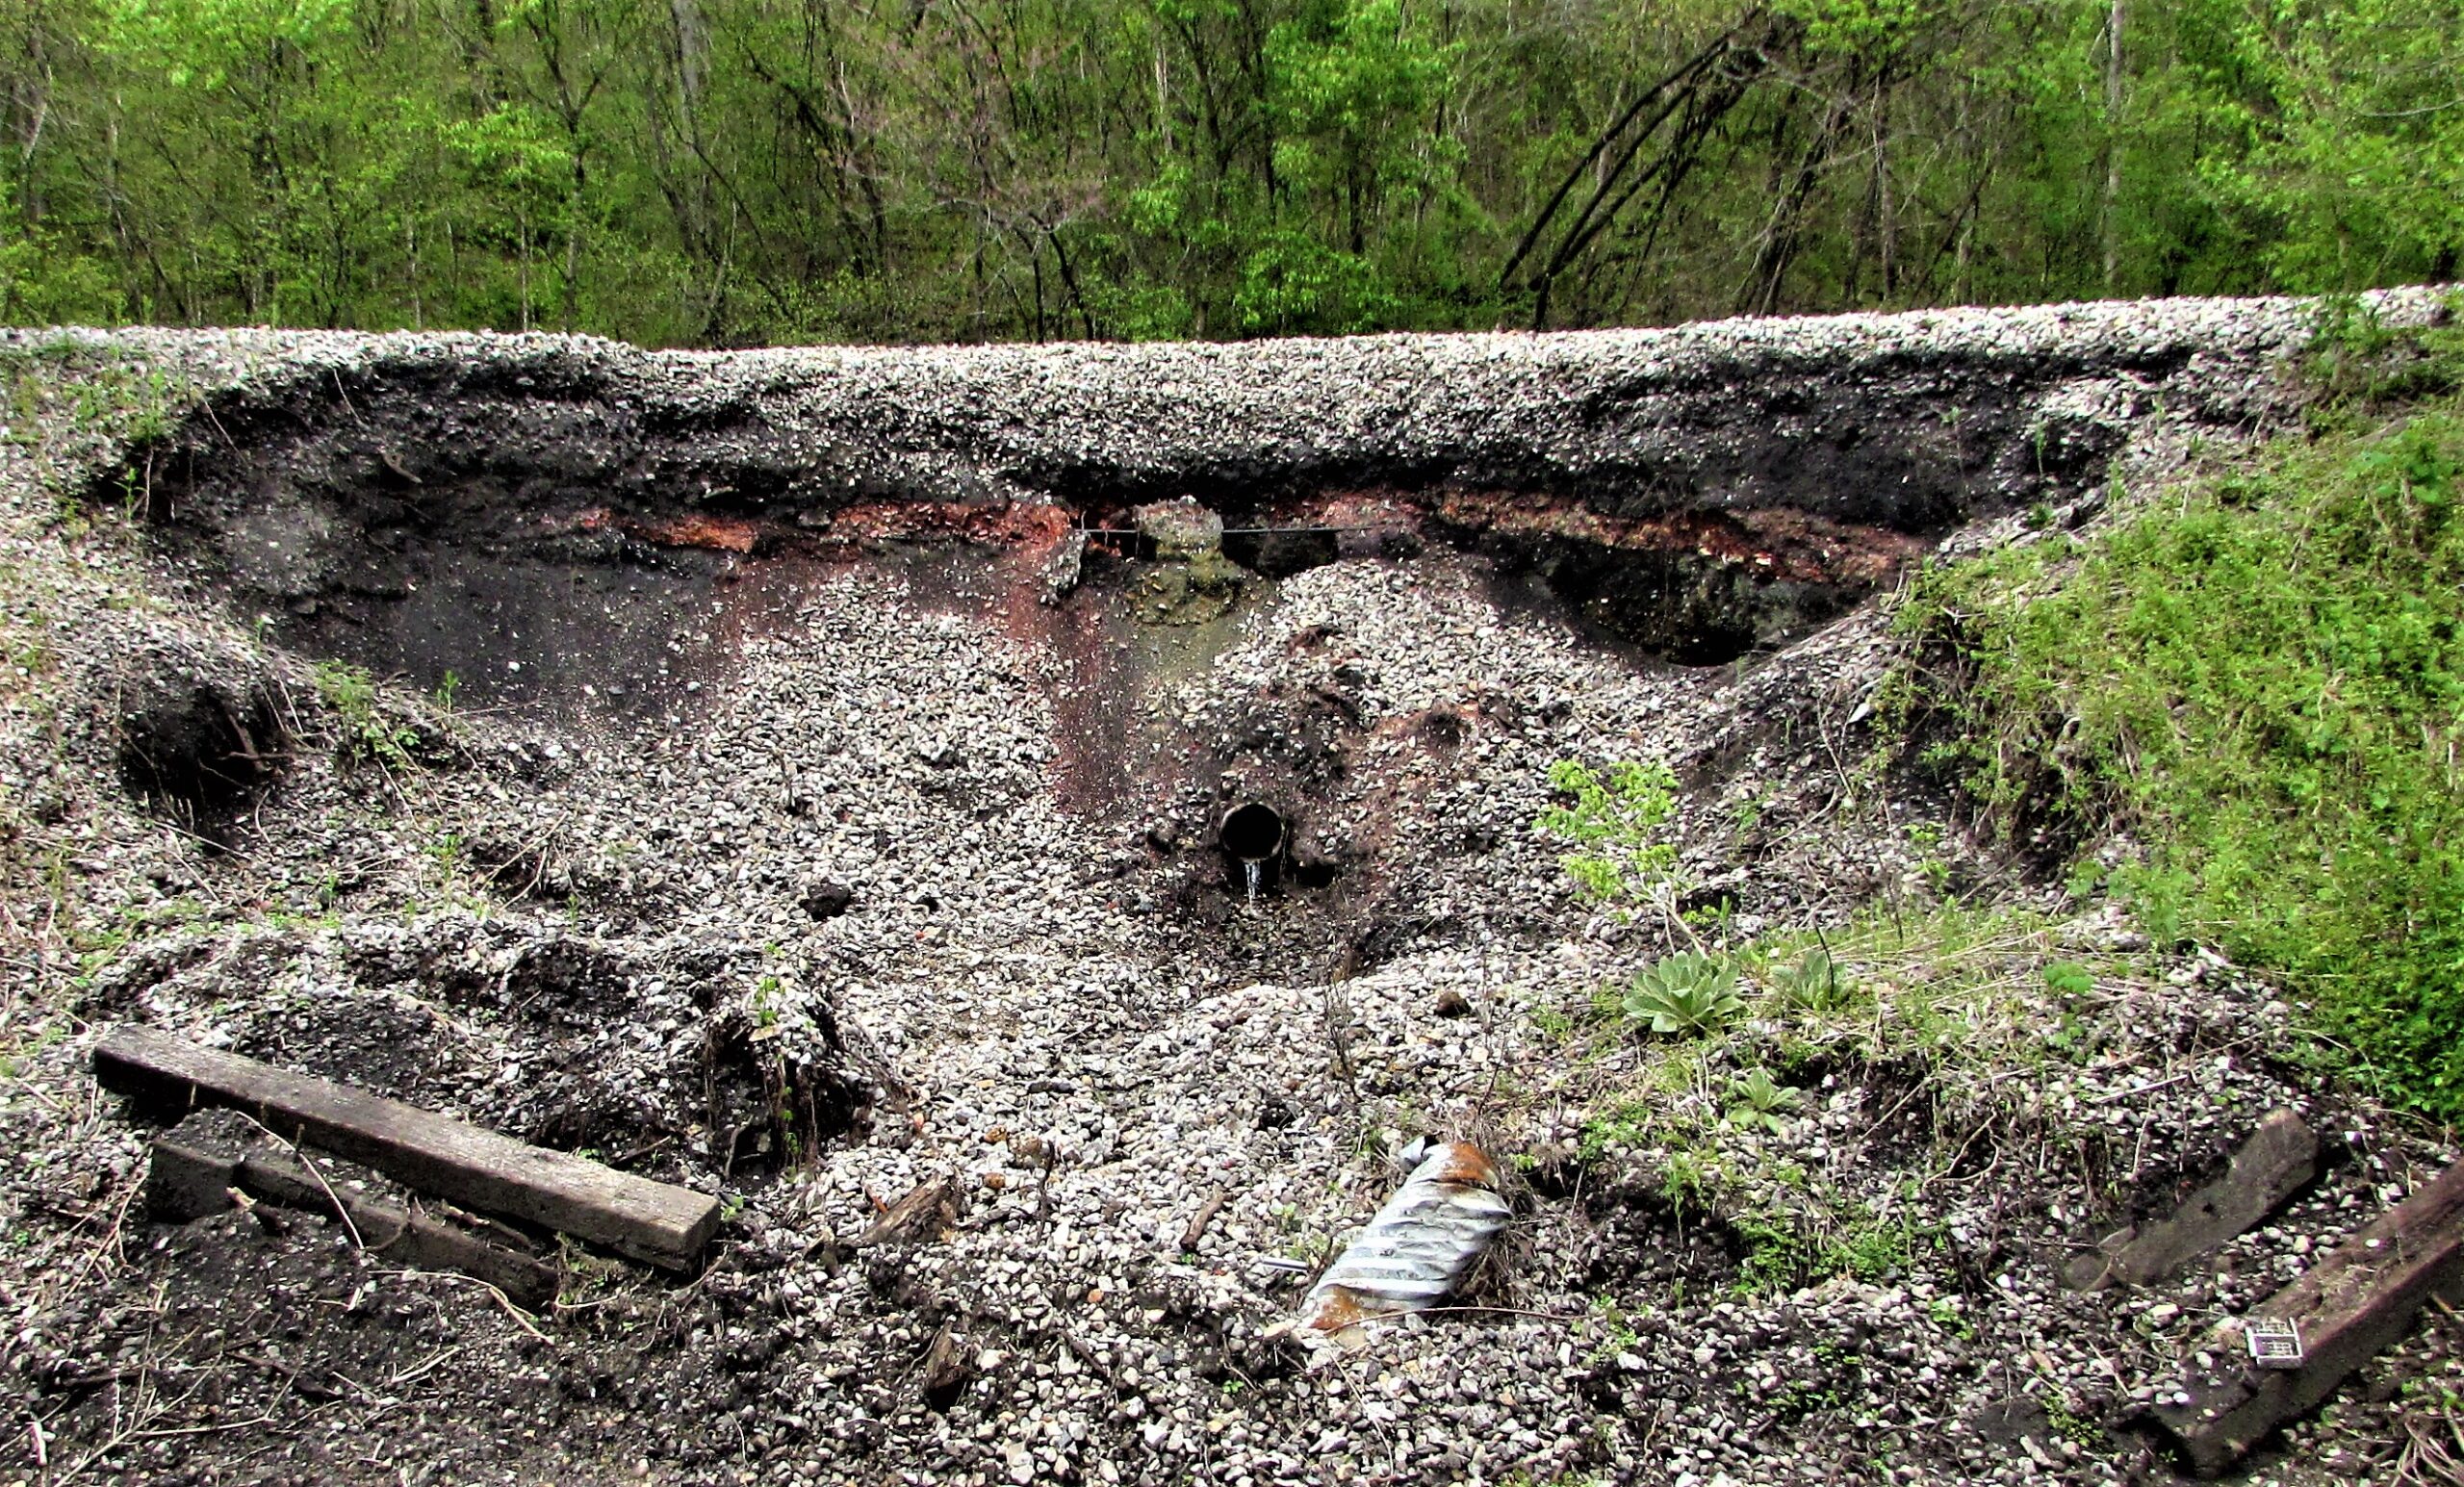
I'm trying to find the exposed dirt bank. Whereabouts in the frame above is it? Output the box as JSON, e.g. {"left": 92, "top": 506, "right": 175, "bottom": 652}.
{"left": 68, "top": 290, "right": 2384, "bottom": 698}
{"left": 1, "top": 293, "right": 2457, "bottom": 1487}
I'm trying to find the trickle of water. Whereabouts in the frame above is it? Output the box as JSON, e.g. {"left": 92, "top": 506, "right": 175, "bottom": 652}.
{"left": 1245, "top": 859, "right": 1263, "bottom": 910}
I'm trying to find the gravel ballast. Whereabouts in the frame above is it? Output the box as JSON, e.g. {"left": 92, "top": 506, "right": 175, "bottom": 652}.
{"left": 1, "top": 294, "right": 2458, "bottom": 1486}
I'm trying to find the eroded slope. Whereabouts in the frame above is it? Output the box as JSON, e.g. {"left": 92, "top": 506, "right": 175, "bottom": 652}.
{"left": 2, "top": 297, "right": 2458, "bottom": 1487}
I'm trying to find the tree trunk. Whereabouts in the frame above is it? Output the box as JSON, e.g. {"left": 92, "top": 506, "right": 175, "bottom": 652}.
{"left": 2103, "top": 0, "right": 2124, "bottom": 293}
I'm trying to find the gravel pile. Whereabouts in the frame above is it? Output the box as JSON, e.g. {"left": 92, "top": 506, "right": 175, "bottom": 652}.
{"left": 18, "top": 285, "right": 2452, "bottom": 537}
{"left": 3, "top": 299, "right": 2459, "bottom": 1486}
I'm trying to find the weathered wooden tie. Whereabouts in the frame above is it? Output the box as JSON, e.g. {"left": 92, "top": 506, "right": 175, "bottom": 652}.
{"left": 2066, "top": 1109, "right": 2319, "bottom": 1292}
{"left": 96, "top": 1024, "right": 719, "bottom": 1271}
{"left": 149, "top": 1134, "right": 563, "bottom": 1309}
{"left": 2145, "top": 1154, "right": 2464, "bottom": 1475}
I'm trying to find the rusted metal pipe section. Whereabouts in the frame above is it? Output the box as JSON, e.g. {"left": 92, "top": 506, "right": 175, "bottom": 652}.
{"left": 1298, "top": 1141, "right": 1512, "bottom": 1346}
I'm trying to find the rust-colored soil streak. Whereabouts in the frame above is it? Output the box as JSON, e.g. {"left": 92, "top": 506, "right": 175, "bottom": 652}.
{"left": 1426, "top": 491, "right": 1928, "bottom": 585}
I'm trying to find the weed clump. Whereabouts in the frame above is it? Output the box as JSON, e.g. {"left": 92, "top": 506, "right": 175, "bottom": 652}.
{"left": 314, "top": 660, "right": 422, "bottom": 775}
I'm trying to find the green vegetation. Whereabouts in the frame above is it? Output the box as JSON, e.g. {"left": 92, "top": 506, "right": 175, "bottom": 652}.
{"left": 315, "top": 658, "right": 422, "bottom": 774}
{"left": 1733, "top": 1208, "right": 1924, "bottom": 1294}
{"left": 1624, "top": 950, "right": 1745, "bottom": 1037}
{"left": 0, "top": 0, "right": 2458, "bottom": 344}
{"left": 1770, "top": 944, "right": 1854, "bottom": 1013}
{"left": 1535, "top": 311, "right": 2464, "bottom": 1339}
{"left": 1538, "top": 758, "right": 1683, "bottom": 918}
{"left": 1896, "top": 348, "right": 2464, "bottom": 1115}
{"left": 1549, "top": 898, "right": 2161, "bottom": 1294}
{"left": 1723, "top": 1066, "right": 1803, "bottom": 1134}
{"left": 2041, "top": 1396, "right": 2103, "bottom": 1449}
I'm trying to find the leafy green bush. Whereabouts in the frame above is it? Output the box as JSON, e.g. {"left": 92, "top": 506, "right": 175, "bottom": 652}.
{"left": 1896, "top": 399, "right": 2464, "bottom": 1115}
{"left": 1536, "top": 757, "right": 1682, "bottom": 912}
{"left": 1624, "top": 951, "right": 1743, "bottom": 1037}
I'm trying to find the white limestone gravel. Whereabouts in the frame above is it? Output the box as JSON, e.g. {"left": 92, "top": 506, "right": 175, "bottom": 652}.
{"left": 2, "top": 295, "right": 2459, "bottom": 1486}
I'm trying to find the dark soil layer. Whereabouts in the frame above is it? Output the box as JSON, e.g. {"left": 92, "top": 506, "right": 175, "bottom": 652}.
{"left": 3, "top": 295, "right": 2458, "bottom": 1487}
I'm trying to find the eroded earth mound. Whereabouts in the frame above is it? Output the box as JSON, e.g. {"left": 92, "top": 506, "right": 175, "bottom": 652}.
{"left": 2, "top": 297, "right": 2457, "bottom": 1486}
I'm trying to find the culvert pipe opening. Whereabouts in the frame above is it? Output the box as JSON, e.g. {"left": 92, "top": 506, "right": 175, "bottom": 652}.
{"left": 1219, "top": 802, "right": 1287, "bottom": 908}
{"left": 1219, "top": 802, "right": 1287, "bottom": 862}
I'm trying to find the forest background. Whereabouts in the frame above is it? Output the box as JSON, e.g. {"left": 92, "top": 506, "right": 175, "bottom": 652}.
{"left": 0, "top": 0, "right": 2456, "bottom": 347}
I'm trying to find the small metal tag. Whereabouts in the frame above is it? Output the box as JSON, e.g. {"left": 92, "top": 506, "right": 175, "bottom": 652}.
{"left": 2246, "top": 1317, "right": 2303, "bottom": 1369}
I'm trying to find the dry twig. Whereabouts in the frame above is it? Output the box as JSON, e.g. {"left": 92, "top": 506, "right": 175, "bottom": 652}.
{"left": 234, "top": 1113, "right": 365, "bottom": 1250}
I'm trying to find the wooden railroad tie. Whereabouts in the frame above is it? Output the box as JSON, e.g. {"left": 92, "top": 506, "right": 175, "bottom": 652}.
{"left": 148, "top": 1131, "right": 563, "bottom": 1309}
{"left": 2144, "top": 1153, "right": 2464, "bottom": 1475}
{"left": 95, "top": 1023, "right": 720, "bottom": 1272}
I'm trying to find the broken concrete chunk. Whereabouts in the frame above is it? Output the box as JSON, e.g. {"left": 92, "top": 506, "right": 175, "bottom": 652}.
{"left": 1299, "top": 1141, "right": 1511, "bottom": 1346}
{"left": 1038, "top": 527, "right": 1087, "bottom": 605}
{"left": 1132, "top": 498, "right": 1224, "bottom": 560}
{"left": 2066, "top": 1108, "right": 2319, "bottom": 1292}
{"left": 2143, "top": 1154, "right": 2464, "bottom": 1475}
